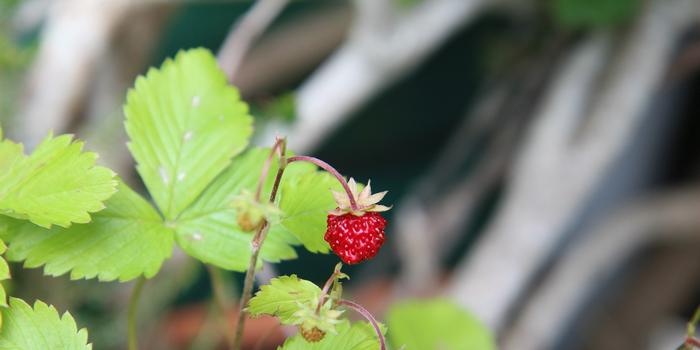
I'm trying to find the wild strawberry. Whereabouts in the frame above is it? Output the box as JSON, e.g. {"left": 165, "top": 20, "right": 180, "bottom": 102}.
{"left": 324, "top": 179, "right": 391, "bottom": 264}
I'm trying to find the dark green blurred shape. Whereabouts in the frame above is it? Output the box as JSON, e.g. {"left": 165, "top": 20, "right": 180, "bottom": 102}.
{"left": 552, "top": 0, "right": 641, "bottom": 28}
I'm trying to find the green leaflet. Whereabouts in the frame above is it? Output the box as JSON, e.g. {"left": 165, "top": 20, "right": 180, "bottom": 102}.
{"left": 386, "top": 299, "right": 495, "bottom": 350}
{"left": 175, "top": 148, "right": 317, "bottom": 271}
{"left": 278, "top": 321, "right": 382, "bottom": 350}
{"left": 124, "top": 48, "right": 253, "bottom": 220}
{"left": 0, "top": 181, "right": 174, "bottom": 282}
{"left": 275, "top": 170, "right": 343, "bottom": 253}
{"left": 0, "top": 133, "right": 117, "bottom": 228}
{"left": 247, "top": 275, "right": 321, "bottom": 324}
{"left": 0, "top": 298, "right": 91, "bottom": 350}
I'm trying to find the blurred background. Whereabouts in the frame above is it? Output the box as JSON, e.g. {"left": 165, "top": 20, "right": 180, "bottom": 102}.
{"left": 1, "top": 0, "right": 700, "bottom": 349}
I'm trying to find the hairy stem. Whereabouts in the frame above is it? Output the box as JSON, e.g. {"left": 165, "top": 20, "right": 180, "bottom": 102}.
{"left": 287, "top": 155, "right": 359, "bottom": 210}
{"left": 233, "top": 141, "right": 288, "bottom": 350}
{"left": 127, "top": 277, "right": 146, "bottom": 350}
{"left": 338, "top": 299, "right": 386, "bottom": 350}
{"left": 208, "top": 265, "right": 234, "bottom": 349}
{"left": 254, "top": 137, "right": 286, "bottom": 202}
{"left": 316, "top": 264, "right": 342, "bottom": 314}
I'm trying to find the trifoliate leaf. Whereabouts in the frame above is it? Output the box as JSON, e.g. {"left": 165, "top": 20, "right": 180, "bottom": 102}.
{"left": 274, "top": 170, "right": 344, "bottom": 253}
{"left": 175, "top": 148, "right": 313, "bottom": 271}
{"left": 278, "top": 321, "right": 382, "bottom": 350}
{"left": 248, "top": 275, "right": 321, "bottom": 324}
{"left": 0, "top": 134, "right": 117, "bottom": 228}
{"left": 124, "top": 48, "right": 253, "bottom": 220}
{"left": 386, "top": 299, "right": 495, "bottom": 350}
{"left": 0, "top": 298, "right": 91, "bottom": 350}
{"left": 0, "top": 181, "right": 174, "bottom": 282}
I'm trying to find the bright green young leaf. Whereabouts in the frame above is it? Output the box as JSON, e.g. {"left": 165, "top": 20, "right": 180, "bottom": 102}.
{"left": 247, "top": 275, "right": 321, "bottom": 324}
{"left": 0, "top": 134, "right": 117, "bottom": 228}
{"left": 0, "top": 181, "right": 174, "bottom": 282}
{"left": 124, "top": 47, "right": 253, "bottom": 220}
{"left": 274, "top": 170, "right": 344, "bottom": 253}
{"left": 0, "top": 137, "right": 22, "bottom": 174}
{"left": 0, "top": 298, "right": 91, "bottom": 350}
{"left": 279, "top": 321, "right": 382, "bottom": 350}
{"left": 175, "top": 148, "right": 313, "bottom": 271}
{"left": 386, "top": 299, "right": 495, "bottom": 350}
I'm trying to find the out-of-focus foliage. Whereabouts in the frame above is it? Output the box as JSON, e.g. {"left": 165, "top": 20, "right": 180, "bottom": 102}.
{"left": 387, "top": 299, "right": 495, "bottom": 350}
{"left": 253, "top": 92, "right": 297, "bottom": 122}
{"left": 552, "top": 0, "right": 641, "bottom": 28}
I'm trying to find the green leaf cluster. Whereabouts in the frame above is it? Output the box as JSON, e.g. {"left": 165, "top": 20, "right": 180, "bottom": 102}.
{"left": 1, "top": 48, "right": 343, "bottom": 283}
{"left": 250, "top": 273, "right": 382, "bottom": 350}
{"left": 386, "top": 299, "right": 495, "bottom": 350}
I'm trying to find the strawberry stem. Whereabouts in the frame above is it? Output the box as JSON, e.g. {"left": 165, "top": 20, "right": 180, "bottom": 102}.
{"left": 287, "top": 155, "right": 359, "bottom": 211}
{"left": 254, "top": 137, "right": 286, "bottom": 203}
{"left": 338, "top": 299, "right": 386, "bottom": 350}
{"left": 316, "top": 263, "right": 343, "bottom": 314}
{"left": 233, "top": 139, "right": 288, "bottom": 350}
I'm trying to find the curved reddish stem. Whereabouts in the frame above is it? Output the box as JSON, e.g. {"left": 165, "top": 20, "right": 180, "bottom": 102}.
{"left": 338, "top": 299, "right": 386, "bottom": 350}
{"left": 316, "top": 264, "right": 342, "bottom": 314}
{"left": 287, "top": 155, "right": 359, "bottom": 211}
{"left": 687, "top": 336, "right": 700, "bottom": 348}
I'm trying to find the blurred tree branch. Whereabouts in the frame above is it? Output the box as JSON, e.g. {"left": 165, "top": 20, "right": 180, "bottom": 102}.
{"left": 504, "top": 186, "right": 700, "bottom": 350}
{"left": 447, "top": 0, "right": 698, "bottom": 332}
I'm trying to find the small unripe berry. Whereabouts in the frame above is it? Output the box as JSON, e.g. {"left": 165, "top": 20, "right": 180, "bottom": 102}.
{"left": 300, "top": 326, "right": 326, "bottom": 342}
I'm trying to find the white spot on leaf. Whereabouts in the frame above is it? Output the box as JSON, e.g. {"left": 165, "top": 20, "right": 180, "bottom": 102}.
{"left": 183, "top": 131, "right": 193, "bottom": 142}
{"left": 191, "top": 95, "right": 201, "bottom": 107}
{"left": 177, "top": 172, "right": 186, "bottom": 182}
{"left": 159, "top": 166, "right": 169, "bottom": 184}
{"left": 192, "top": 232, "right": 202, "bottom": 241}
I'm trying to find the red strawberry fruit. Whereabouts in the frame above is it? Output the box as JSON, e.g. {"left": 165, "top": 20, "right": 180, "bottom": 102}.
{"left": 324, "top": 179, "right": 391, "bottom": 264}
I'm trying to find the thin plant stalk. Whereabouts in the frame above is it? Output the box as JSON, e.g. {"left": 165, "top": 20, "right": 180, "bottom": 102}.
{"left": 287, "top": 155, "right": 359, "bottom": 210}
{"left": 338, "top": 299, "right": 386, "bottom": 350}
{"left": 208, "top": 265, "right": 235, "bottom": 349}
{"left": 127, "top": 277, "right": 146, "bottom": 350}
{"left": 316, "top": 264, "right": 343, "bottom": 314}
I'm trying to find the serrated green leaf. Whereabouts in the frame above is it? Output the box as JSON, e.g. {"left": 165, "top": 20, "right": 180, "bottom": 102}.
{"left": 0, "top": 139, "right": 22, "bottom": 174}
{"left": 279, "top": 321, "right": 382, "bottom": 350}
{"left": 387, "top": 299, "right": 495, "bottom": 350}
{"left": 275, "top": 170, "right": 344, "bottom": 253}
{"left": 0, "top": 181, "right": 174, "bottom": 282}
{"left": 0, "top": 298, "right": 91, "bottom": 350}
{"left": 248, "top": 275, "right": 321, "bottom": 324}
{"left": 124, "top": 48, "right": 253, "bottom": 220}
{"left": 175, "top": 148, "right": 313, "bottom": 271}
{"left": 0, "top": 133, "right": 117, "bottom": 228}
